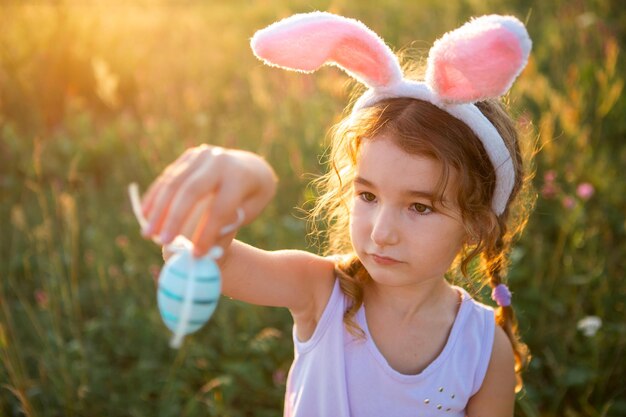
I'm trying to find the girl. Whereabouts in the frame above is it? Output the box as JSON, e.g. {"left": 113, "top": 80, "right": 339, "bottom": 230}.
{"left": 139, "top": 12, "right": 534, "bottom": 417}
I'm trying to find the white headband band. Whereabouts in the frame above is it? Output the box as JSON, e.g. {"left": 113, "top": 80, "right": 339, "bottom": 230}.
{"left": 251, "top": 12, "right": 531, "bottom": 215}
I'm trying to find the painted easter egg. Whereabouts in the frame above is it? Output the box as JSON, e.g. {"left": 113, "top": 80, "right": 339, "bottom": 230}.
{"left": 157, "top": 248, "right": 221, "bottom": 336}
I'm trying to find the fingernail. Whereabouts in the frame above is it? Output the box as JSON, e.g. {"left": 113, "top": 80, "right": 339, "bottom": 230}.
{"left": 192, "top": 247, "right": 204, "bottom": 258}
{"left": 160, "top": 231, "right": 172, "bottom": 244}
{"left": 142, "top": 223, "right": 153, "bottom": 237}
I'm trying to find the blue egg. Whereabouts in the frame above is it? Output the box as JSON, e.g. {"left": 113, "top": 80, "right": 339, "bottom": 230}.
{"left": 157, "top": 249, "right": 221, "bottom": 336}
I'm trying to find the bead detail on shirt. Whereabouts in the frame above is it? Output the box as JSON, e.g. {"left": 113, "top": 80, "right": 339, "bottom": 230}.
{"left": 426, "top": 388, "right": 456, "bottom": 413}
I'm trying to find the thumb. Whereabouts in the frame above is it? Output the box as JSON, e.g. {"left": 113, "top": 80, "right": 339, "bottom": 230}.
{"left": 191, "top": 204, "right": 245, "bottom": 258}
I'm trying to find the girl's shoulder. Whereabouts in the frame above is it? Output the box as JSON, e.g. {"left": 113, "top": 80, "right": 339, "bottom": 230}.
{"left": 465, "top": 318, "right": 516, "bottom": 415}
{"left": 290, "top": 253, "right": 338, "bottom": 341}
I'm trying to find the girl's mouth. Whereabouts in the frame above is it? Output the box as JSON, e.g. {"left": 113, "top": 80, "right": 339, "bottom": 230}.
{"left": 370, "top": 253, "right": 401, "bottom": 265}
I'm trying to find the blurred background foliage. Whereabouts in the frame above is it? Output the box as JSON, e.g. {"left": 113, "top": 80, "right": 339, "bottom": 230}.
{"left": 0, "top": 0, "right": 624, "bottom": 416}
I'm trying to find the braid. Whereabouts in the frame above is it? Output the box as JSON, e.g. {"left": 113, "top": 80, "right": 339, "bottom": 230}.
{"left": 482, "top": 210, "right": 531, "bottom": 393}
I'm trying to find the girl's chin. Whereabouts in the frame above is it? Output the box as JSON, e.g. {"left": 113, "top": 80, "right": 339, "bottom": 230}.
{"left": 363, "top": 262, "right": 410, "bottom": 283}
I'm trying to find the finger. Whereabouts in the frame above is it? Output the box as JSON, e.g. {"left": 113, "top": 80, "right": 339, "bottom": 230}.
{"left": 141, "top": 146, "right": 205, "bottom": 217}
{"left": 141, "top": 146, "right": 201, "bottom": 217}
{"left": 191, "top": 194, "right": 256, "bottom": 258}
{"left": 157, "top": 163, "right": 221, "bottom": 244}
{"left": 191, "top": 186, "right": 243, "bottom": 257}
{"left": 194, "top": 230, "right": 237, "bottom": 260}
{"left": 162, "top": 244, "right": 176, "bottom": 262}
{"left": 180, "top": 197, "right": 211, "bottom": 240}
{"left": 143, "top": 149, "right": 209, "bottom": 237}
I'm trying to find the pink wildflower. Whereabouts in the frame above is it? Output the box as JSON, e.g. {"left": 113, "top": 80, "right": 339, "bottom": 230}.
{"left": 115, "top": 235, "right": 129, "bottom": 248}
{"left": 150, "top": 264, "right": 161, "bottom": 284}
{"left": 544, "top": 170, "right": 557, "bottom": 183}
{"left": 576, "top": 182, "right": 595, "bottom": 200}
{"left": 273, "top": 369, "right": 287, "bottom": 386}
{"left": 108, "top": 265, "right": 121, "bottom": 279}
{"left": 541, "top": 183, "right": 557, "bottom": 199}
{"left": 516, "top": 111, "right": 532, "bottom": 130}
{"left": 34, "top": 289, "right": 49, "bottom": 308}
{"left": 562, "top": 196, "right": 576, "bottom": 209}
{"left": 85, "top": 250, "right": 95, "bottom": 266}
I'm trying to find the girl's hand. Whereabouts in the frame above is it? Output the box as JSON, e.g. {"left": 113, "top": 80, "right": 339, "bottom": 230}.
{"left": 140, "top": 145, "right": 277, "bottom": 257}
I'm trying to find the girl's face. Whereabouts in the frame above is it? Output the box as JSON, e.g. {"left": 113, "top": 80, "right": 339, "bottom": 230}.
{"left": 349, "top": 135, "right": 468, "bottom": 287}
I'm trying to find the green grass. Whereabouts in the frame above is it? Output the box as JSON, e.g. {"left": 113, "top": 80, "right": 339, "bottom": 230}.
{"left": 1, "top": 0, "right": 625, "bottom": 416}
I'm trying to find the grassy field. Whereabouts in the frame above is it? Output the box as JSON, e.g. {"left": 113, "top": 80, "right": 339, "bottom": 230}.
{"left": 1, "top": 0, "right": 625, "bottom": 416}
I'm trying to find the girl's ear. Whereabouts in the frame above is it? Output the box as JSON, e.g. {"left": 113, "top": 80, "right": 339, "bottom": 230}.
{"left": 425, "top": 15, "right": 532, "bottom": 103}
{"left": 251, "top": 12, "right": 404, "bottom": 89}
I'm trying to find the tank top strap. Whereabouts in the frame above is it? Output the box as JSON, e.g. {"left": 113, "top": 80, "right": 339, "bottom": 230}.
{"left": 452, "top": 286, "right": 496, "bottom": 395}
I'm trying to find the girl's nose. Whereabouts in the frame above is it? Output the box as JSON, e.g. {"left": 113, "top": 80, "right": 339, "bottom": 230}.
{"left": 370, "top": 208, "right": 400, "bottom": 247}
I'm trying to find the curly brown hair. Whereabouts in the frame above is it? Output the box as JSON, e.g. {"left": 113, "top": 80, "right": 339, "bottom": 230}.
{"left": 309, "top": 96, "right": 535, "bottom": 392}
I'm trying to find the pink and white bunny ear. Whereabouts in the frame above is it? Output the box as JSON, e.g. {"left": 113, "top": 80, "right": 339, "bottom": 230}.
{"left": 425, "top": 15, "right": 532, "bottom": 103}
{"left": 251, "top": 12, "right": 403, "bottom": 89}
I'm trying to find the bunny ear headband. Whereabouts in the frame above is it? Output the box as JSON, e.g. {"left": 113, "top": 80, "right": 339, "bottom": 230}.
{"left": 251, "top": 12, "right": 531, "bottom": 215}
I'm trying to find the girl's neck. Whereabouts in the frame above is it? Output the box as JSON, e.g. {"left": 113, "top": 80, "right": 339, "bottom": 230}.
{"left": 363, "top": 277, "right": 458, "bottom": 325}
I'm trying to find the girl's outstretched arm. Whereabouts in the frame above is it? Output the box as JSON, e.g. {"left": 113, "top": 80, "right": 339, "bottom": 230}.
{"left": 466, "top": 326, "right": 516, "bottom": 417}
{"left": 141, "top": 145, "right": 336, "bottom": 329}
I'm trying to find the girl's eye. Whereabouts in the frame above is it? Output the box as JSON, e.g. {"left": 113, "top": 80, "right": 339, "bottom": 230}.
{"left": 411, "top": 203, "right": 433, "bottom": 214}
{"left": 359, "top": 192, "right": 376, "bottom": 202}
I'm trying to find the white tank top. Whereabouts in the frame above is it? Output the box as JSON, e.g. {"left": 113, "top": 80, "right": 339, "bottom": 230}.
{"left": 284, "top": 279, "right": 495, "bottom": 417}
